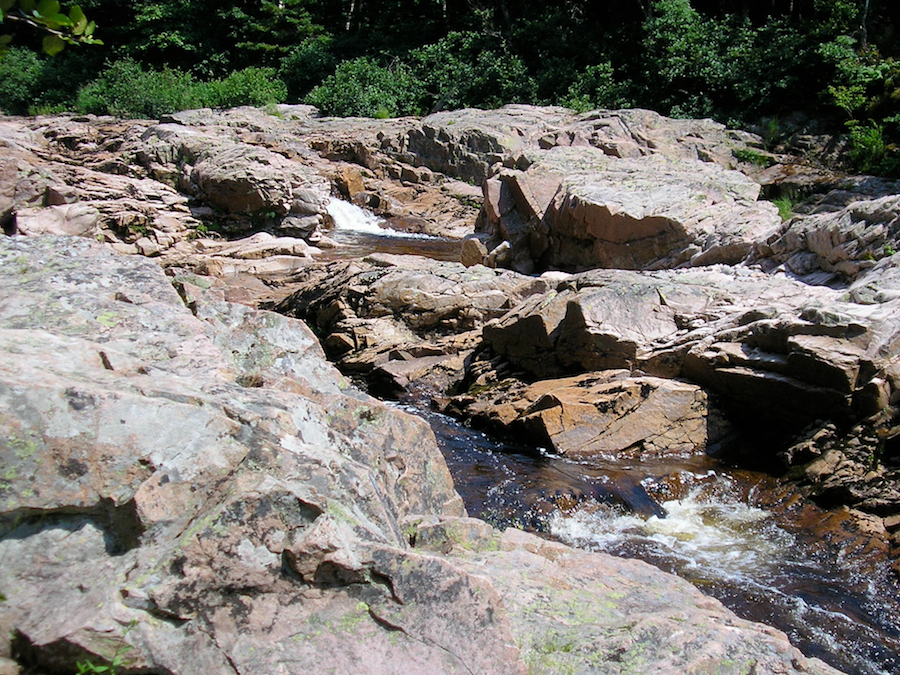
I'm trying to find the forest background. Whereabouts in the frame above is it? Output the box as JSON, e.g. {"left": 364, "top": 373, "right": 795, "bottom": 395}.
{"left": 1, "top": 0, "right": 899, "bottom": 175}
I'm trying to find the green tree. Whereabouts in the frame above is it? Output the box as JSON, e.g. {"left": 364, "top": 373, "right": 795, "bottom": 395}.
{"left": 409, "top": 31, "right": 536, "bottom": 111}
{"left": 279, "top": 35, "right": 337, "bottom": 100}
{"left": 128, "top": 0, "right": 321, "bottom": 77}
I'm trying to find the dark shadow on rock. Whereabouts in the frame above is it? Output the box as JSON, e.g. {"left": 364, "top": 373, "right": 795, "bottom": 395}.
{"left": 0, "top": 498, "right": 145, "bottom": 556}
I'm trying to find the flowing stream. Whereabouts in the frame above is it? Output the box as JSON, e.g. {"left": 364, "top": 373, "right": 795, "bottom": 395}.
{"left": 324, "top": 199, "right": 900, "bottom": 675}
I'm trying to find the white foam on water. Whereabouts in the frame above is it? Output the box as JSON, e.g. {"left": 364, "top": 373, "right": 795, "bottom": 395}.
{"left": 549, "top": 473, "right": 900, "bottom": 675}
{"left": 549, "top": 474, "right": 795, "bottom": 583}
{"left": 325, "top": 198, "right": 439, "bottom": 239}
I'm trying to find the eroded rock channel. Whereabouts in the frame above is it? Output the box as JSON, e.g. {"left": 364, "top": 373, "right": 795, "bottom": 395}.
{"left": 2, "top": 104, "right": 900, "bottom": 674}
{"left": 274, "top": 214, "right": 900, "bottom": 675}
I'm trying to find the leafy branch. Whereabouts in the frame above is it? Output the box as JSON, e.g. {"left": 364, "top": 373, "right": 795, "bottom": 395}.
{"left": 0, "top": 0, "right": 101, "bottom": 56}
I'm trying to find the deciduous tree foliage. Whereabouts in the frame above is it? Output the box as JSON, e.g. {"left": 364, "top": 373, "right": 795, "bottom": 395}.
{"left": 0, "top": 0, "right": 100, "bottom": 56}
{"left": 1, "top": 0, "right": 898, "bottom": 173}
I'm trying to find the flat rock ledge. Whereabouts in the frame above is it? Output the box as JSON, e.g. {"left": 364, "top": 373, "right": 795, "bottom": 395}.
{"left": 0, "top": 235, "right": 839, "bottom": 675}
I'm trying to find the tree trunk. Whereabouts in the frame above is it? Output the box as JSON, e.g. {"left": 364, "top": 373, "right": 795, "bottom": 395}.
{"left": 860, "top": 0, "right": 871, "bottom": 47}
{"left": 635, "top": 0, "right": 652, "bottom": 19}
{"left": 345, "top": 0, "right": 356, "bottom": 30}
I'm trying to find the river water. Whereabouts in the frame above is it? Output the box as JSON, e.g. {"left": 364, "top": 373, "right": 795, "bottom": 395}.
{"left": 324, "top": 199, "right": 900, "bottom": 675}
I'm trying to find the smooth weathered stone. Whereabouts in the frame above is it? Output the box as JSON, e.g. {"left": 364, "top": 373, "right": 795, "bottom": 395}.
{"left": 482, "top": 262, "right": 900, "bottom": 433}
{"left": 481, "top": 146, "right": 781, "bottom": 273}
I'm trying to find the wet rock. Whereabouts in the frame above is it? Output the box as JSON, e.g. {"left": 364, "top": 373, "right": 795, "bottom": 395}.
{"left": 785, "top": 409, "right": 900, "bottom": 516}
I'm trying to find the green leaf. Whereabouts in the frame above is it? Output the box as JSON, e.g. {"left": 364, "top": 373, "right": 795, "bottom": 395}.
{"left": 48, "top": 12, "right": 71, "bottom": 26}
{"left": 20, "top": 0, "right": 35, "bottom": 12}
{"left": 70, "top": 4, "right": 87, "bottom": 33}
{"left": 36, "top": 0, "right": 59, "bottom": 18}
{"left": 0, "top": 34, "right": 11, "bottom": 45}
{"left": 83, "top": 19, "right": 94, "bottom": 36}
{"left": 42, "top": 33, "right": 65, "bottom": 55}
{"left": 0, "top": 0, "right": 14, "bottom": 11}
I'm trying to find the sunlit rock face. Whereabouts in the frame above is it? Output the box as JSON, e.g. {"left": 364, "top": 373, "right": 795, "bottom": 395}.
{"left": 0, "top": 235, "right": 843, "bottom": 675}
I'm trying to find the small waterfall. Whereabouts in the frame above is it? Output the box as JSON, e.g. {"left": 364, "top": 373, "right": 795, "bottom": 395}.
{"left": 325, "top": 198, "right": 438, "bottom": 239}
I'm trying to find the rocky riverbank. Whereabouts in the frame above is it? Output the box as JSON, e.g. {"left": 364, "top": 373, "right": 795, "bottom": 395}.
{"left": 2, "top": 103, "right": 899, "bottom": 673}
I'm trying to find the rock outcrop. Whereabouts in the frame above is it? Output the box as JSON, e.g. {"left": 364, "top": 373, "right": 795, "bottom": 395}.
{"left": 8, "top": 104, "right": 897, "bottom": 286}
{"left": 0, "top": 107, "right": 484, "bottom": 270}
{"left": 477, "top": 262, "right": 900, "bottom": 433}
{"left": 754, "top": 192, "right": 900, "bottom": 282}
{"left": 7, "top": 101, "right": 900, "bottom": 672}
{"left": 0, "top": 235, "right": 841, "bottom": 675}
{"left": 272, "top": 254, "right": 551, "bottom": 395}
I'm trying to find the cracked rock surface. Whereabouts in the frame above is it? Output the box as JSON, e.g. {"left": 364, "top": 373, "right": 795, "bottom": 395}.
{"left": 0, "top": 235, "right": 841, "bottom": 674}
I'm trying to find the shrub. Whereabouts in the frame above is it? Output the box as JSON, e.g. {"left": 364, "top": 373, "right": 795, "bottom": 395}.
{"left": 847, "top": 120, "right": 887, "bottom": 174}
{"left": 0, "top": 47, "right": 44, "bottom": 115}
{"left": 561, "top": 62, "right": 628, "bottom": 113}
{"left": 75, "top": 59, "right": 200, "bottom": 118}
{"left": 409, "top": 31, "right": 536, "bottom": 112}
{"left": 202, "top": 67, "right": 287, "bottom": 108}
{"left": 76, "top": 60, "right": 288, "bottom": 118}
{"left": 771, "top": 194, "right": 797, "bottom": 222}
{"left": 304, "top": 56, "right": 422, "bottom": 118}
{"left": 733, "top": 148, "right": 776, "bottom": 168}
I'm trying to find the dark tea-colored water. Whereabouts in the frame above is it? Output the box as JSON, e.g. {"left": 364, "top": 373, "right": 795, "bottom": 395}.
{"left": 404, "top": 403, "right": 900, "bottom": 675}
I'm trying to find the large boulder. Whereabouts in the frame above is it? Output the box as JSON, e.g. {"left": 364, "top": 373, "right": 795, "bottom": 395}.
{"left": 443, "top": 371, "right": 712, "bottom": 460}
{"left": 482, "top": 146, "right": 781, "bottom": 273}
{"left": 446, "top": 527, "right": 840, "bottom": 675}
{"left": 136, "top": 122, "right": 331, "bottom": 219}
